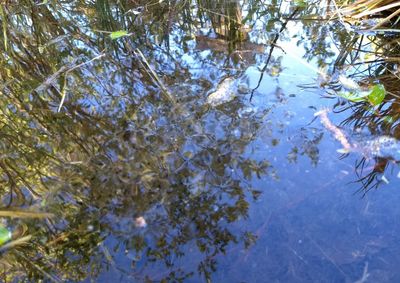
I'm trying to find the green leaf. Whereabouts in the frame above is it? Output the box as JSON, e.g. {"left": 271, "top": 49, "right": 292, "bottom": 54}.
{"left": 294, "top": 0, "right": 307, "bottom": 8}
{"left": 0, "top": 225, "right": 11, "bottom": 246}
{"left": 338, "top": 84, "right": 386, "bottom": 106}
{"left": 368, "top": 84, "right": 386, "bottom": 106}
{"left": 109, "top": 30, "right": 129, "bottom": 40}
{"left": 338, "top": 90, "right": 370, "bottom": 102}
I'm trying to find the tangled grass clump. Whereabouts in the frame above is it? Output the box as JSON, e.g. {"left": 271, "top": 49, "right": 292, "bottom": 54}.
{"left": 335, "top": 0, "right": 400, "bottom": 29}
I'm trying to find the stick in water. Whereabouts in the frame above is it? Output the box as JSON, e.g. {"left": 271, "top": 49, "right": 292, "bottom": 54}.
{"left": 314, "top": 108, "right": 352, "bottom": 151}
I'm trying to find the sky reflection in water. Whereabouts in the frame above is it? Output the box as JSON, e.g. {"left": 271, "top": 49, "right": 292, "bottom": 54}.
{"left": 0, "top": 1, "right": 400, "bottom": 282}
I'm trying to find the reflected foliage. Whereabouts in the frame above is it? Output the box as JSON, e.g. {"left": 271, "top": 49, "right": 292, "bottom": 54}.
{"left": 1, "top": 0, "right": 398, "bottom": 281}
{"left": 0, "top": 0, "right": 277, "bottom": 281}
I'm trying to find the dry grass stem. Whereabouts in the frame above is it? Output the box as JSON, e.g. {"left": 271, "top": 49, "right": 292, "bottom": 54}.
{"left": 0, "top": 210, "right": 54, "bottom": 218}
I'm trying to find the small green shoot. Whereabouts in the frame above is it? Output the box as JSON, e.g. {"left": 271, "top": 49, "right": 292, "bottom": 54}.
{"left": 110, "top": 30, "right": 129, "bottom": 40}
{"left": 0, "top": 225, "right": 11, "bottom": 246}
{"left": 383, "top": 115, "right": 394, "bottom": 124}
{"left": 294, "top": 0, "right": 307, "bottom": 8}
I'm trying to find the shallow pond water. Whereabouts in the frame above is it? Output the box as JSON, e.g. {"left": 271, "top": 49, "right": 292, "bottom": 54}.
{"left": 0, "top": 1, "right": 400, "bottom": 282}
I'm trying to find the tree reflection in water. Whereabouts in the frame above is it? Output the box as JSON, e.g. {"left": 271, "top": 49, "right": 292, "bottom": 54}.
{"left": 1, "top": 0, "right": 399, "bottom": 281}
{"left": 0, "top": 0, "right": 275, "bottom": 281}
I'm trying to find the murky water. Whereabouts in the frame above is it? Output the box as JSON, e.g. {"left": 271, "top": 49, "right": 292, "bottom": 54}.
{"left": 0, "top": 1, "right": 400, "bottom": 282}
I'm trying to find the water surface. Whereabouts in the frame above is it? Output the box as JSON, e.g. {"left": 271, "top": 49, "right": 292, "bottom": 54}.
{"left": 0, "top": 1, "right": 400, "bottom": 282}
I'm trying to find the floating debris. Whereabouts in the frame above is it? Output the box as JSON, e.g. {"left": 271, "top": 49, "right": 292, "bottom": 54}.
{"left": 206, "top": 77, "right": 237, "bottom": 106}
{"left": 134, "top": 216, "right": 147, "bottom": 228}
{"left": 381, "top": 175, "right": 389, "bottom": 184}
{"left": 316, "top": 109, "right": 400, "bottom": 160}
{"left": 338, "top": 75, "right": 361, "bottom": 91}
{"left": 314, "top": 108, "right": 352, "bottom": 150}
{"left": 356, "top": 136, "right": 400, "bottom": 160}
